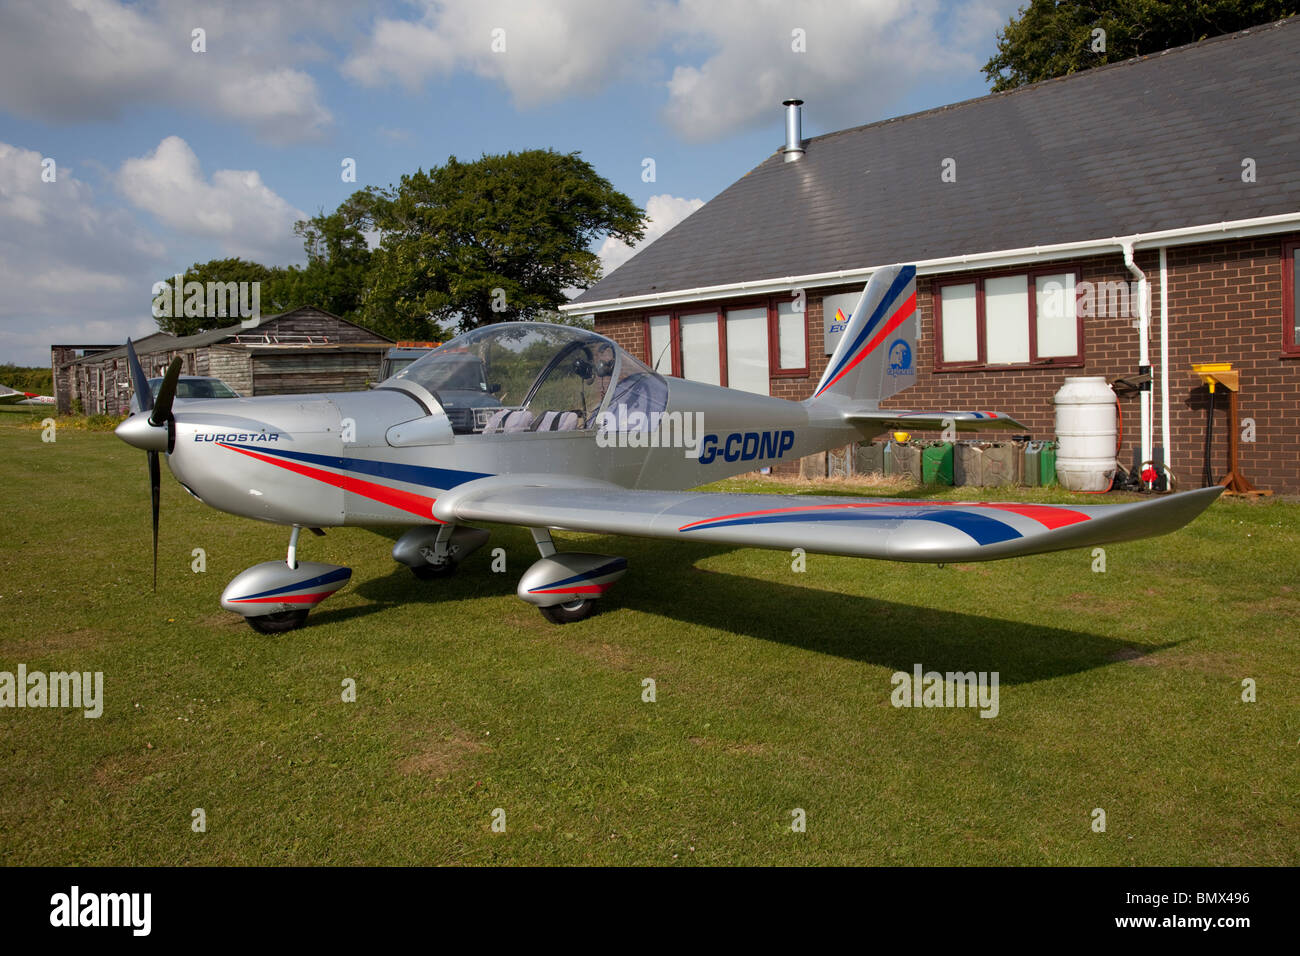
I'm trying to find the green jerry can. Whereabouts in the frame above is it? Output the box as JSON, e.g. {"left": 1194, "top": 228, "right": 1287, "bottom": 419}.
{"left": 921, "top": 442, "right": 955, "bottom": 485}
{"left": 1039, "top": 441, "right": 1057, "bottom": 486}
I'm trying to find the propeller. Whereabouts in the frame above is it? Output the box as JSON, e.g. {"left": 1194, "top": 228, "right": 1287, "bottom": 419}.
{"left": 116, "top": 339, "right": 181, "bottom": 590}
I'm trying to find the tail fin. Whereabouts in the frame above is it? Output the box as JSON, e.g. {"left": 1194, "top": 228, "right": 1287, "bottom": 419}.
{"left": 810, "top": 264, "right": 917, "bottom": 405}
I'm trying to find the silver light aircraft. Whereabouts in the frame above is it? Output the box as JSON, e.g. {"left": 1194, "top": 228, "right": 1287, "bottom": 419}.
{"left": 115, "top": 265, "right": 1221, "bottom": 632}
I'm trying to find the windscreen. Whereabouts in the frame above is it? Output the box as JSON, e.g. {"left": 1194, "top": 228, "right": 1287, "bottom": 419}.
{"left": 385, "top": 322, "right": 665, "bottom": 431}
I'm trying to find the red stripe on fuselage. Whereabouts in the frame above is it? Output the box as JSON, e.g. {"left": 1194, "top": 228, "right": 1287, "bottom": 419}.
{"left": 217, "top": 443, "right": 440, "bottom": 520}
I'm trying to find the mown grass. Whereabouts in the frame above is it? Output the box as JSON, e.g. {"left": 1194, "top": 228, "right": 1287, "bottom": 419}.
{"left": 0, "top": 416, "right": 1295, "bottom": 866}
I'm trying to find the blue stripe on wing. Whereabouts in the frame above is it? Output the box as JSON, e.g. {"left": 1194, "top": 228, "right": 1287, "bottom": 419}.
{"left": 679, "top": 508, "right": 1022, "bottom": 547}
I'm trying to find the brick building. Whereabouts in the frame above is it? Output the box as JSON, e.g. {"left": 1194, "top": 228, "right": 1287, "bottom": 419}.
{"left": 563, "top": 19, "right": 1300, "bottom": 492}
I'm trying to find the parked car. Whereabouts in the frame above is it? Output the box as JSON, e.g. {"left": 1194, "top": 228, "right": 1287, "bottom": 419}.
{"left": 379, "top": 341, "right": 441, "bottom": 380}
{"left": 129, "top": 375, "right": 240, "bottom": 413}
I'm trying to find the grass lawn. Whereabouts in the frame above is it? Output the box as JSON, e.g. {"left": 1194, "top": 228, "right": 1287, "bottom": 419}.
{"left": 1, "top": 408, "right": 1296, "bottom": 865}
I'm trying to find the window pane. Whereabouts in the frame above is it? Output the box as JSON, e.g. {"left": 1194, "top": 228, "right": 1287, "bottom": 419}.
{"left": 725, "top": 306, "right": 769, "bottom": 394}
{"left": 777, "top": 300, "right": 806, "bottom": 369}
{"left": 647, "top": 314, "right": 672, "bottom": 372}
{"left": 940, "top": 283, "right": 978, "bottom": 363}
{"left": 1036, "top": 273, "right": 1077, "bottom": 358}
{"left": 1294, "top": 255, "right": 1299, "bottom": 340}
{"left": 679, "top": 311, "right": 721, "bottom": 386}
{"left": 985, "top": 275, "right": 1030, "bottom": 364}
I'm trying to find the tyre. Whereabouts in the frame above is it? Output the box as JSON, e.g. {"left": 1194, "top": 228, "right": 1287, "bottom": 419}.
{"left": 411, "top": 562, "right": 456, "bottom": 580}
{"left": 245, "top": 609, "right": 310, "bottom": 634}
{"left": 538, "top": 598, "right": 597, "bottom": 624}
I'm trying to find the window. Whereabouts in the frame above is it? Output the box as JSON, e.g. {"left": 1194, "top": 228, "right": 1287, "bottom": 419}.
{"left": 647, "top": 314, "right": 673, "bottom": 373}
{"left": 1284, "top": 239, "right": 1300, "bottom": 356}
{"left": 773, "top": 299, "right": 808, "bottom": 375}
{"left": 679, "top": 311, "right": 721, "bottom": 386}
{"left": 640, "top": 294, "right": 808, "bottom": 393}
{"left": 934, "top": 268, "right": 1083, "bottom": 370}
{"left": 725, "top": 306, "right": 769, "bottom": 394}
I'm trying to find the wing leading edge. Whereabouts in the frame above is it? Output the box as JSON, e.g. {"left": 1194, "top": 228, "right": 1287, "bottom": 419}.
{"left": 432, "top": 478, "right": 1222, "bottom": 564}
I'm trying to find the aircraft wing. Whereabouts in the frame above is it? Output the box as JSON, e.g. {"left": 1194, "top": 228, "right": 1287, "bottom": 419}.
{"left": 844, "top": 410, "right": 1029, "bottom": 433}
{"left": 433, "top": 478, "right": 1222, "bottom": 564}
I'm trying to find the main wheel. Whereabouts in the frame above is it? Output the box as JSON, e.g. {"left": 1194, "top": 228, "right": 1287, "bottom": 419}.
{"left": 538, "top": 598, "right": 598, "bottom": 624}
{"left": 245, "top": 609, "right": 310, "bottom": 634}
{"left": 411, "top": 562, "right": 456, "bottom": 580}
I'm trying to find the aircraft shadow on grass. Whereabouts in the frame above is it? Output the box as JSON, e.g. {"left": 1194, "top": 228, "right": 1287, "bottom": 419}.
{"left": 355, "top": 526, "right": 1174, "bottom": 685}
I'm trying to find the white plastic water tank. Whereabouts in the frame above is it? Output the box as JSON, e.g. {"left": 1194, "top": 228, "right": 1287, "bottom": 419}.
{"left": 1054, "top": 376, "right": 1117, "bottom": 492}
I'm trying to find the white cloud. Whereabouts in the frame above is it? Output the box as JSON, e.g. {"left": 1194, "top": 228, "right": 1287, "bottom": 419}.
{"left": 343, "top": 0, "right": 1018, "bottom": 140}
{"left": 344, "top": 0, "right": 671, "bottom": 107}
{"left": 662, "top": 0, "right": 1012, "bottom": 141}
{"left": 597, "top": 193, "right": 704, "bottom": 276}
{"left": 117, "top": 136, "right": 306, "bottom": 263}
{"left": 0, "top": 142, "right": 164, "bottom": 365}
{"left": 0, "top": 0, "right": 335, "bottom": 143}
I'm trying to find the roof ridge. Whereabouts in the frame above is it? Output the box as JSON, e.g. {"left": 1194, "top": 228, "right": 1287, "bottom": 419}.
{"left": 803, "top": 15, "right": 1299, "bottom": 148}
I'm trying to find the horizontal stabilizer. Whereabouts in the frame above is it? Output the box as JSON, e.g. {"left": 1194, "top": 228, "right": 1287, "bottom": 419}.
{"left": 844, "top": 410, "right": 1028, "bottom": 433}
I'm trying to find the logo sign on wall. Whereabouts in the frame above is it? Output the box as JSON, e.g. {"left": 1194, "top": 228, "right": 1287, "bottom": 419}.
{"left": 822, "top": 290, "right": 862, "bottom": 355}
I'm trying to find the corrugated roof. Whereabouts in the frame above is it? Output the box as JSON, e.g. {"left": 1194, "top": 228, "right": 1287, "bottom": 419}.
{"left": 573, "top": 17, "right": 1300, "bottom": 306}
{"left": 67, "top": 307, "right": 388, "bottom": 365}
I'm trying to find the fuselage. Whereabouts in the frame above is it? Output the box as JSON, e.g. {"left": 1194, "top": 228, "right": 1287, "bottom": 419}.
{"left": 162, "top": 378, "right": 860, "bottom": 529}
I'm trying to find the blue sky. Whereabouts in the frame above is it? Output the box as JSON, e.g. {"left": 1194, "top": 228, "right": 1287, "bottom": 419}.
{"left": 0, "top": 0, "right": 1019, "bottom": 366}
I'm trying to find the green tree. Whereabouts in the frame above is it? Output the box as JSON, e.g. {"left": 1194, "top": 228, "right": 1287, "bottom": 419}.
{"left": 359, "top": 150, "right": 645, "bottom": 340}
{"left": 281, "top": 192, "right": 378, "bottom": 321}
{"left": 151, "top": 258, "right": 285, "bottom": 336}
{"left": 983, "top": 1, "right": 1296, "bottom": 91}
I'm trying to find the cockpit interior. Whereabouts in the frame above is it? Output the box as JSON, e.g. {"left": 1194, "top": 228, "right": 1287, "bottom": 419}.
{"left": 384, "top": 323, "right": 668, "bottom": 435}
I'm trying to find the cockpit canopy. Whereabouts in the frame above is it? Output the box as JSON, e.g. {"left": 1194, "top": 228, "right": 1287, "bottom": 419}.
{"left": 384, "top": 322, "right": 667, "bottom": 434}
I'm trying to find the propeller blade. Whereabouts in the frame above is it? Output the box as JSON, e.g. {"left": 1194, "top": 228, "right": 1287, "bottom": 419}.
{"left": 150, "top": 357, "right": 183, "bottom": 428}
{"left": 125, "top": 338, "right": 154, "bottom": 414}
{"left": 149, "top": 449, "right": 160, "bottom": 592}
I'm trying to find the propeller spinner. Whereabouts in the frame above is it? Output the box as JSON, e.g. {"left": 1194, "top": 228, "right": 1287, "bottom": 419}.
{"left": 114, "top": 339, "right": 182, "bottom": 590}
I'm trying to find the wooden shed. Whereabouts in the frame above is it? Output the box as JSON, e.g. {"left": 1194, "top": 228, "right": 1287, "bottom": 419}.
{"left": 55, "top": 307, "right": 393, "bottom": 415}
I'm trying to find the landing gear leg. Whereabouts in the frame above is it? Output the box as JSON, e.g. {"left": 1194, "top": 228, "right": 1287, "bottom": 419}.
{"left": 393, "top": 525, "right": 490, "bottom": 580}
{"left": 412, "top": 524, "right": 459, "bottom": 580}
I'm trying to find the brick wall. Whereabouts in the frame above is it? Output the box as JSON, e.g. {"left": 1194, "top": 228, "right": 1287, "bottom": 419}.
{"left": 594, "top": 233, "right": 1300, "bottom": 492}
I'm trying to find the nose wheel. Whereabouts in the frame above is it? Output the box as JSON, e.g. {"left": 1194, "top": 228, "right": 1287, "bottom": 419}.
{"left": 245, "top": 609, "right": 310, "bottom": 634}
{"left": 538, "top": 598, "right": 598, "bottom": 624}
{"left": 220, "top": 526, "right": 350, "bottom": 634}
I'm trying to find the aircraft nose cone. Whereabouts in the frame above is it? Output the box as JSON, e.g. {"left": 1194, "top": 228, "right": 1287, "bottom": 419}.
{"left": 116, "top": 413, "right": 169, "bottom": 452}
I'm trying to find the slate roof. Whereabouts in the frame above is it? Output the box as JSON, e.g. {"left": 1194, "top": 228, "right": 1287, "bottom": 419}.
{"left": 573, "top": 17, "right": 1300, "bottom": 307}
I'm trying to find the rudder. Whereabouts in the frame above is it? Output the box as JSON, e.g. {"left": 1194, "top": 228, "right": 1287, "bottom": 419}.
{"left": 810, "top": 264, "right": 917, "bottom": 405}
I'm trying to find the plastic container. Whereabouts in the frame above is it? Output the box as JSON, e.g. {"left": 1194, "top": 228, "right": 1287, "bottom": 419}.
{"left": 1054, "top": 377, "right": 1117, "bottom": 491}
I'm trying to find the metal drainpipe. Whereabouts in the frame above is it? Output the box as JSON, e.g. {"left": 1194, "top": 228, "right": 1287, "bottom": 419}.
{"left": 1159, "top": 247, "right": 1171, "bottom": 482}
{"left": 1121, "top": 241, "right": 1152, "bottom": 484}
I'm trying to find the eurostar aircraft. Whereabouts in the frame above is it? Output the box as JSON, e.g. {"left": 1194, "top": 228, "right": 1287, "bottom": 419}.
{"left": 115, "top": 264, "right": 1220, "bottom": 632}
